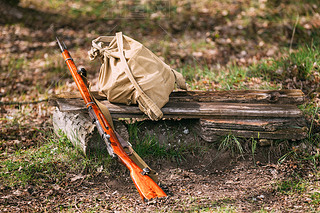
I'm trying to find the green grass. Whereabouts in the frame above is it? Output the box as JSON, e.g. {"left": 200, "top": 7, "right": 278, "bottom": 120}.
{"left": 176, "top": 31, "right": 320, "bottom": 92}
{"left": 277, "top": 148, "right": 298, "bottom": 165}
{"left": 179, "top": 60, "right": 284, "bottom": 90}
{"left": 300, "top": 102, "right": 319, "bottom": 137}
{"left": 310, "top": 192, "right": 320, "bottom": 205}
{"left": 249, "top": 44, "right": 320, "bottom": 82}
{"left": 218, "top": 134, "right": 244, "bottom": 157}
{"left": 0, "top": 130, "right": 112, "bottom": 188}
{"left": 277, "top": 178, "right": 307, "bottom": 195}
{"left": 127, "top": 121, "right": 201, "bottom": 163}
{"left": 0, "top": 133, "right": 71, "bottom": 187}
{"left": 251, "top": 138, "right": 258, "bottom": 166}
{"left": 219, "top": 65, "right": 249, "bottom": 90}
{"left": 299, "top": 102, "right": 320, "bottom": 119}
{"left": 280, "top": 102, "right": 320, "bottom": 168}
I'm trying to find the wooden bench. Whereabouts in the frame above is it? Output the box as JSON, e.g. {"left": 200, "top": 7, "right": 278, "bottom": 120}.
{"left": 50, "top": 89, "right": 307, "bottom": 154}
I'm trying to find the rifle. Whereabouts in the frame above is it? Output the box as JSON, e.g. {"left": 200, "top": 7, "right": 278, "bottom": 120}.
{"left": 56, "top": 37, "right": 167, "bottom": 201}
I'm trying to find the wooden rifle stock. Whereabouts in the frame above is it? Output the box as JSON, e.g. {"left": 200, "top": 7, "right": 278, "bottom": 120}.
{"left": 56, "top": 38, "right": 167, "bottom": 200}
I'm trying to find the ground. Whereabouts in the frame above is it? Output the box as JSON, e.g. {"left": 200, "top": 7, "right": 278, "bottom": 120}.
{"left": 1, "top": 147, "right": 319, "bottom": 212}
{"left": 1, "top": 0, "right": 320, "bottom": 212}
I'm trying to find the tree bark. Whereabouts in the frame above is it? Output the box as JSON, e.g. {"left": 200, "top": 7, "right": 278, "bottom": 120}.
{"left": 52, "top": 107, "right": 129, "bottom": 155}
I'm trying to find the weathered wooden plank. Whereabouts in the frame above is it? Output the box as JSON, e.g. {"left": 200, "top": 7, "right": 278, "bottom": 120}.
{"left": 168, "top": 89, "right": 304, "bottom": 104}
{"left": 51, "top": 89, "right": 305, "bottom": 104}
{"left": 200, "top": 117, "right": 306, "bottom": 132}
{"left": 199, "top": 126, "right": 308, "bottom": 141}
{"left": 54, "top": 98, "right": 303, "bottom": 119}
{"left": 198, "top": 116, "right": 308, "bottom": 141}
{"left": 161, "top": 102, "right": 302, "bottom": 118}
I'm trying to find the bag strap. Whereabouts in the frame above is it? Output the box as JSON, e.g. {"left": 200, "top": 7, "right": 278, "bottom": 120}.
{"left": 115, "top": 32, "right": 163, "bottom": 120}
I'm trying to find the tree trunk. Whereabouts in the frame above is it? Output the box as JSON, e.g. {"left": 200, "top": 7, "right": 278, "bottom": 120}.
{"left": 52, "top": 108, "right": 129, "bottom": 155}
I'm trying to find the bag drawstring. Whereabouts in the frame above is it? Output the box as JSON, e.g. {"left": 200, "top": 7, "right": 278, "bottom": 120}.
{"left": 88, "top": 39, "right": 111, "bottom": 61}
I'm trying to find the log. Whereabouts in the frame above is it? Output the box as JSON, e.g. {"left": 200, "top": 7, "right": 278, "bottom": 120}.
{"left": 52, "top": 108, "right": 129, "bottom": 155}
{"left": 50, "top": 89, "right": 307, "bottom": 149}
{"left": 53, "top": 108, "right": 101, "bottom": 154}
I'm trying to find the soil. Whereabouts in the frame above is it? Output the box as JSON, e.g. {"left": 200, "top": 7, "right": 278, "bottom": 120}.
{"left": 0, "top": 143, "right": 316, "bottom": 212}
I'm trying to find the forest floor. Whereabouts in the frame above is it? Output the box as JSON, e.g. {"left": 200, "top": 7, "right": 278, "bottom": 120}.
{"left": 1, "top": 0, "right": 320, "bottom": 212}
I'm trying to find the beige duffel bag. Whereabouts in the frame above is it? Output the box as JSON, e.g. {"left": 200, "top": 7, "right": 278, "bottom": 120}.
{"left": 88, "top": 32, "right": 187, "bottom": 120}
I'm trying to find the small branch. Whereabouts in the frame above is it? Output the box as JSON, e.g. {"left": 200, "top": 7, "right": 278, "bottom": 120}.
{"left": 0, "top": 99, "right": 49, "bottom": 106}
{"left": 289, "top": 15, "right": 299, "bottom": 54}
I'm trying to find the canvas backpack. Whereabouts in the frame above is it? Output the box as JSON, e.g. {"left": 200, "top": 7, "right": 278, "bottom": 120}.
{"left": 88, "top": 32, "right": 187, "bottom": 120}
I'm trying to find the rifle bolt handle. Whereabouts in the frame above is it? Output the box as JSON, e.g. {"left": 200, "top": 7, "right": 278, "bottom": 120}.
{"left": 77, "top": 68, "right": 87, "bottom": 77}
{"left": 141, "top": 167, "right": 150, "bottom": 175}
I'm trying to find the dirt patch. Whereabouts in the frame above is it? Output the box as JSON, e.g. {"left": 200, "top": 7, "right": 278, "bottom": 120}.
{"left": 0, "top": 142, "right": 316, "bottom": 212}
{"left": 1, "top": 108, "right": 316, "bottom": 212}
